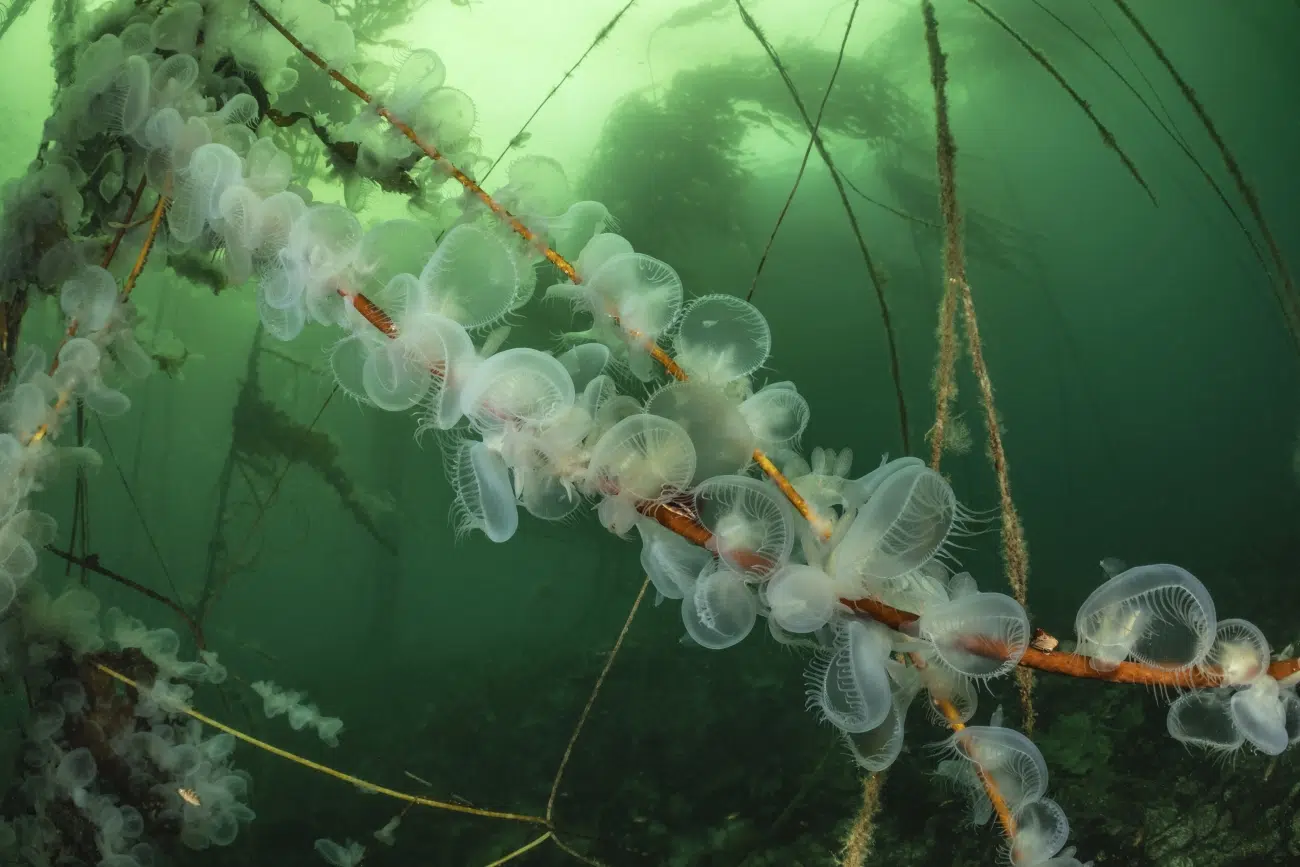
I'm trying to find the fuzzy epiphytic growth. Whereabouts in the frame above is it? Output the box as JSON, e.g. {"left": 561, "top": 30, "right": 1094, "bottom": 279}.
{"left": 838, "top": 773, "right": 884, "bottom": 867}
{"left": 920, "top": 1, "right": 1034, "bottom": 734}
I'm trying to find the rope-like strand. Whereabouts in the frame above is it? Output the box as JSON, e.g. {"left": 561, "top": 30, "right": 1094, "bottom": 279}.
{"left": 746, "top": 0, "right": 861, "bottom": 304}
{"left": 838, "top": 772, "right": 884, "bottom": 867}
{"left": 1108, "top": 0, "right": 1300, "bottom": 351}
{"left": 480, "top": 0, "right": 638, "bottom": 186}
{"left": 913, "top": 652, "right": 1017, "bottom": 837}
{"left": 482, "top": 832, "right": 554, "bottom": 867}
{"left": 965, "top": 0, "right": 1156, "bottom": 206}
{"left": 249, "top": 0, "right": 829, "bottom": 537}
{"left": 921, "top": 0, "right": 1034, "bottom": 736}
{"left": 46, "top": 548, "right": 203, "bottom": 648}
{"left": 547, "top": 576, "right": 648, "bottom": 821}
{"left": 91, "top": 663, "right": 548, "bottom": 825}
{"left": 734, "top": 0, "right": 911, "bottom": 457}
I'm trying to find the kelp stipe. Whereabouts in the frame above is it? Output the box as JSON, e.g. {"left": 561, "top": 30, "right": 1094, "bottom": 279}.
{"left": 0, "top": 1, "right": 1294, "bottom": 866}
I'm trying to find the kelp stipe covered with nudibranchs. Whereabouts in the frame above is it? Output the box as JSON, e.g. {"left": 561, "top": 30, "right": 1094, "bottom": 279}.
{"left": 0, "top": 0, "right": 1295, "bottom": 865}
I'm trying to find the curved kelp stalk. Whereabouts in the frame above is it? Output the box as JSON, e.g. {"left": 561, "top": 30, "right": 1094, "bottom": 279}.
{"left": 1109, "top": 0, "right": 1300, "bottom": 353}
{"left": 480, "top": 0, "right": 639, "bottom": 186}
{"left": 921, "top": 0, "right": 1035, "bottom": 735}
{"left": 964, "top": 0, "right": 1155, "bottom": 206}
{"left": 734, "top": 0, "right": 912, "bottom": 457}
{"left": 1, "top": 3, "right": 1295, "bottom": 866}
{"left": 1024, "top": 0, "right": 1275, "bottom": 337}
{"left": 744, "top": 0, "right": 861, "bottom": 305}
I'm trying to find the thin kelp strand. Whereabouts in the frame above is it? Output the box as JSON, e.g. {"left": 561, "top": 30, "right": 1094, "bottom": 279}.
{"left": 480, "top": 0, "right": 637, "bottom": 185}
{"left": 964, "top": 0, "right": 1156, "bottom": 206}
{"left": 1026, "top": 0, "right": 1272, "bottom": 298}
{"left": 1109, "top": 0, "right": 1300, "bottom": 354}
{"left": 746, "top": 0, "right": 861, "bottom": 304}
{"left": 733, "top": 0, "right": 910, "bottom": 456}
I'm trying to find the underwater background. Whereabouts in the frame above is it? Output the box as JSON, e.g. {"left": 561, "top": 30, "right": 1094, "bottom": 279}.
{"left": 1, "top": 0, "right": 1299, "bottom": 864}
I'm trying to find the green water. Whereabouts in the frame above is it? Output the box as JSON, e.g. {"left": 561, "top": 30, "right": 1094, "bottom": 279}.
{"left": 2, "top": 0, "right": 1298, "bottom": 865}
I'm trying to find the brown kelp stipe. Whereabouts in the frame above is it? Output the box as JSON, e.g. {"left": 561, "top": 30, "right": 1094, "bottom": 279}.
{"left": 248, "top": 0, "right": 831, "bottom": 540}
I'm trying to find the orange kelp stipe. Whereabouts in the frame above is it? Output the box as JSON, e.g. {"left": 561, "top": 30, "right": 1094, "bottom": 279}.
{"left": 251, "top": 1, "right": 1300, "bottom": 696}
{"left": 248, "top": 0, "right": 829, "bottom": 540}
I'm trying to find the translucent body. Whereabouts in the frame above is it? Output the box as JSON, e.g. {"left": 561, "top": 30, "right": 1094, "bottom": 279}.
{"left": 939, "top": 726, "right": 1049, "bottom": 820}
{"left": 807, "top": 619, "right": 894, "bottom": 734}
{"left": 153, "top": 53, "right": 199, "bottom": 100}
{"left": 412, "top": 87, "right": 475, "bottom": 151}
{"left": 681, "top": 564, "right": 757, "bottom": 649}
{"left": 644, "top": 380, "right": 754, "bottom": 483}
{"left": 331, "top": 274, "right": 434, "bottom": 411}
{"left": 555, "top": 343, "right": 610, "bottom": 393}
{"left": 284, "top": 203, "right": 364, "bottom": 326}
{"left": 547, "top": 242, "right": 682, "bottom": 379}
{"left": 583, "top": 387, "right": 641, "bottom": 450}
{"left": 918, "top": 591, "right": 1030, "bottom": 680}
{"left": 515, "top": 461, "right": 583, "bottom": 522}
{"left": 1166, "top": 689, "right": 1244, "bottom": 754}
{"left": 504, "top": 400, "right": 590, "bottom": 520}
{"left": 114, "top": 54, "right": 152, "bottom": 136}
{"left": 831, "top": 462, "right": 959, "bottom": 587}
{"left": 1074, "top": 563, "right": 1216, "bottom": 671}
{"left": 351, "top": 220, "right": 439, "bottom": 295}
{"left": 693, "top": 474, "right": 793, "bottom": 579}
{"left": 785, "top": 445, "right": 854, "bottom": 517}
{"left": 739, "top": 384, "right": 809, "bottom": 458}
{"left": 0, "top": 511, "right": 56, "bottom": 611}
{"left": 502, "top": 154, "right": 570, "bottom": 219}
{"left": 255, "top": 193, "right": 310, "bottom": 304}
{"left": 842, "top": 660, "right": 920, "bottom": 772}
{"left": 637, "top": 518, "right": 712, "bottom": 602}
{"left": 1205, "top": 617, "right": 1269, "bottom": 685}
{"left": 919, "top": 659, "right": 978, "bottom": 726}
{"left": 217, "top": 185, "right": 264, "bottom": 282}
{"left": 151, "top": 1, "right": 202, "bottom": 53}
{"left": 244, "top": 138, "right": 292, "bottom": 197}
{"left": 548, "top": 201, "right": 616, "bottom": 261}
{"left": 330, "top": 331, "right": 431, "bottom": 412}
{"left": 587, "top": 414, "right": 696, "bottom": 503}
{"left": 170, "top": 143, "right": 244, "bottom": 244}
{"left": 574, "top": 232, "right": 633, "bottom": 279}
{"left": 813, "top": 446, "right": 854, "bottom": 479}
{"left": 56, "top": 339, "right": 130, "bottom": 416}
{"left": 865, "top": 559, "right": 952, "bottom": 618}
{"left": 448, "top": 440, "right": 518, "bottom": 543}
{"left": 315, "top": 838, "right": 365, "bottom": 867}
{"left": 328, "top": 283, "right": 425, "bottom": 410}
{"left": 457, "top": 347, "right": 576, "bottom": 438}
{"left": 841, "top": 455, "right": 923, "bottom": 508}
{"left": 55, "top": 747, "right": 97, "bottom": 792}
{"left": 764, "top": 564, "right": 836, "bottom": 633}
{"left": 418, "top": 224, "right": 519, "bottom": 328}
{"left": 1, "top": 379, "right": 53, "bottom": 445}
{"left": 267, "top": 66, "right": 300, "bottom": 93}
{"left": 575, "top": 375, "right": 620, "bottom": 438}
{"left": 1229, "top": 676, "right": 1296, "bottom": 755}
{"left": 673, "top": 294, "right": 771, "bottom": 383}
{"left": 407, "top": 310, "right": 476, "bottom": 431}
{"left": 60, "top": 266, "right": 119, "bottom": 332}
{"left": 583, "top": 252, "right": 682, "bottom": 342}
{"left": 386, "top": 49, "right": 447, "bottom": 115}
{"left": 1010, "top": 798, "right": 1070, "bottom": 866}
